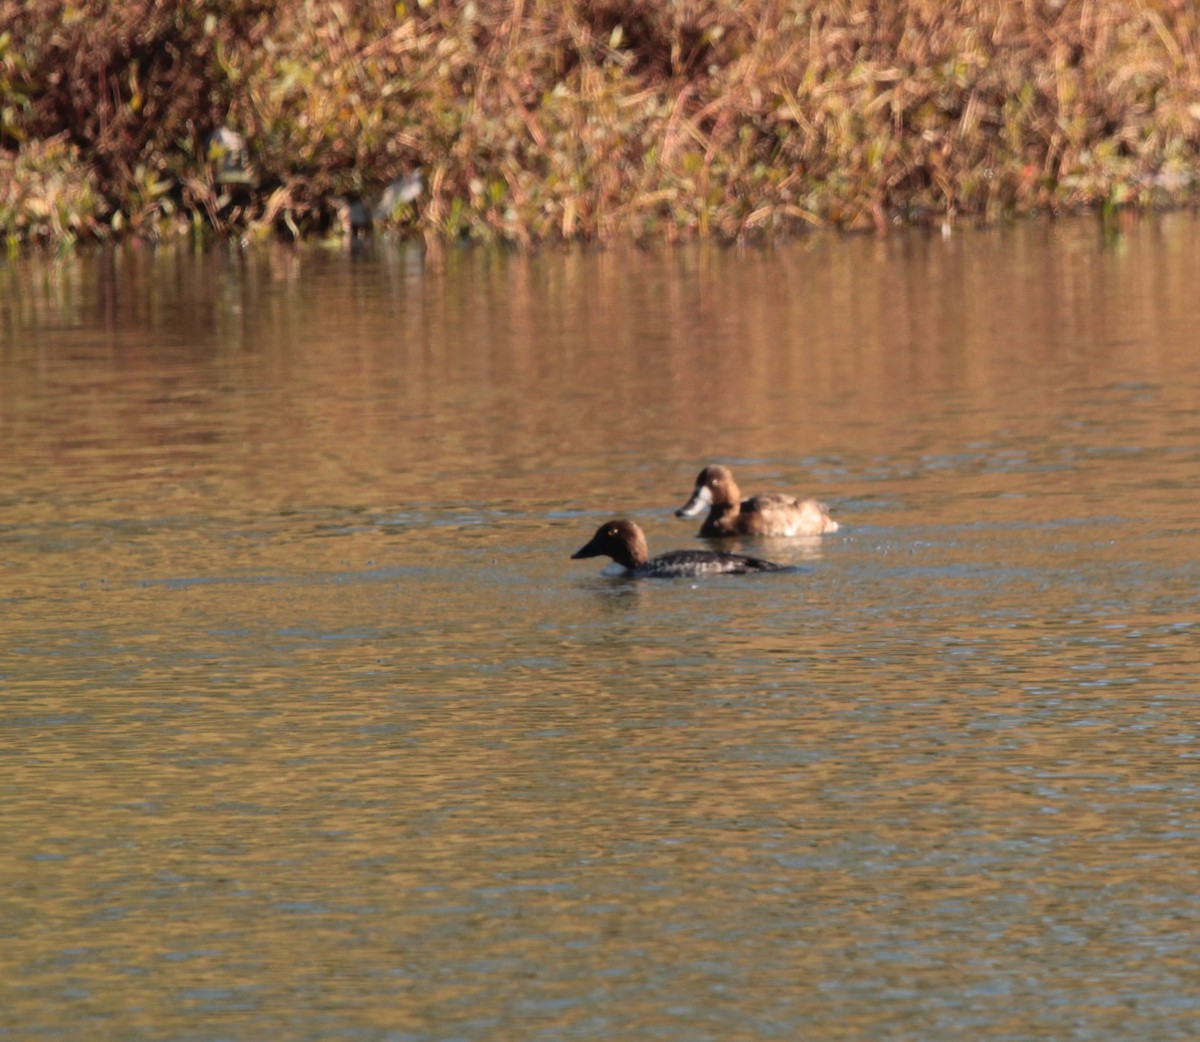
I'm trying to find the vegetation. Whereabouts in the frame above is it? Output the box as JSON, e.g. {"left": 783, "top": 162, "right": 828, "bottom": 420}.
{"left": 2, "top": 0, "right": 1199, "bottom": 248}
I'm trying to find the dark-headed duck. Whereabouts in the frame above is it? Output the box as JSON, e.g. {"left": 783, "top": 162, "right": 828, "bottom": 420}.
{"left": 571, "top": 518, "right": 789, "bottom": 578}
{"left": 676, "top": 464, "right": 839, "bottom": 538}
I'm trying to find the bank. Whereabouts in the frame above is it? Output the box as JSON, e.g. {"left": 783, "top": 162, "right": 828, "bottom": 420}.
{"left": 3, "top": 0, "right": 1198, "bottom": 249}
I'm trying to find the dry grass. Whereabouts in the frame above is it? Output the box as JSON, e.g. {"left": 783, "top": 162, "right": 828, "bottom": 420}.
{"left": 2, "top": 0, "right": 1199, "bottom": 247}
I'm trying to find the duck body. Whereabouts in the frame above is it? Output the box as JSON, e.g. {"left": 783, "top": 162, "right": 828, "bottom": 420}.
{"left": 676, "top": 464, "right": 839, "bottom": 537}
{"left": 571, "top": 519, "right": 788, "bottom": 578}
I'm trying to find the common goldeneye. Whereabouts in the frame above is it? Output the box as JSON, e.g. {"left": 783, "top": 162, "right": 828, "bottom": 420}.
{"left": 676, "top": 463, "right": 839, "bottom": 537}
{"left": 571, "top": 518, "right": 789, "bottom": 578}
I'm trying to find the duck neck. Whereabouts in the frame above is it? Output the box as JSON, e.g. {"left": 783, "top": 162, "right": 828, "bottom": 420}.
{"left": 621, "top": 531, "right": 650, "bottom": 568}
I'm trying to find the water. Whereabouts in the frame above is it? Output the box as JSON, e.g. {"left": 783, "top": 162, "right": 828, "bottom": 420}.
{"left": 3, "top": 218, "right": 1200, "bottom": 1040}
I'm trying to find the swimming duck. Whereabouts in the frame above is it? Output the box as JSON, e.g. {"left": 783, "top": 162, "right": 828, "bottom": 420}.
{"left": 676, "top": 464, "right": 839, "bottom": 537}
{"left": 571, "top": 518, "right": 788, "bottom": 578}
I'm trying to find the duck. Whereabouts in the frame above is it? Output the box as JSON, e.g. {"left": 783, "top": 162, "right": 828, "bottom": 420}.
{"left": 676, "top": 464, "right": 839, "bottom": 538}
{"left": 571, "top": 519, "right": 789, "bottom": 578}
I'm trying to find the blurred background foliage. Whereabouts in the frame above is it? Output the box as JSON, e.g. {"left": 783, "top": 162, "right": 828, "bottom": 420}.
{"left": 2, "top": 0, "right": 1199, "bottom": 248}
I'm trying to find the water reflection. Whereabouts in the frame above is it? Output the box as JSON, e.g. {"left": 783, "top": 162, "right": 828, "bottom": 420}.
{"left": 3, "top": 217, "right": 1200, "bottom": 1040}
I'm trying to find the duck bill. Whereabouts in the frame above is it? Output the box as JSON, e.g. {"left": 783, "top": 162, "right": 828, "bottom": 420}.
{"left": 675, "top": 484, "right": 712, "bottom": 518}
{"left": 571, "top": 536, "right": 604, "bottom": 559}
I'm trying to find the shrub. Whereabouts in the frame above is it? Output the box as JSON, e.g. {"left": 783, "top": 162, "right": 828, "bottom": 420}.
{"left": 1, "top": 0, "right": 1198, "bottom": 247}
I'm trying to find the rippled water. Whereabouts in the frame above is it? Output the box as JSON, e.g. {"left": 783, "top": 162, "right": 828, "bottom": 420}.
{"left": 3, "top": 219, "right": 1200, "bottom": 1040}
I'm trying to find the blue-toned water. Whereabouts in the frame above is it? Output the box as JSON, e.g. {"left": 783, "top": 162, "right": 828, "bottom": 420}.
{"left": 3, "top": 219, "right": 1200, "bottom": 1040}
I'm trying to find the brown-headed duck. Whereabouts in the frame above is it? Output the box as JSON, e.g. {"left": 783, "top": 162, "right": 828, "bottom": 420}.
{"left": 571, "top": 518, "right": 789, "bottom": 578}
{"left": 676, "top": 464, "right": 839, "bottom": 538}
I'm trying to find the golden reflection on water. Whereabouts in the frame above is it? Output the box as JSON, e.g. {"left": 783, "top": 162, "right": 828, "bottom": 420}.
{"left": 3, "top": 217, "right": 1200, "bottom": 1039}
{"left": 3, "top": 217, "right": 1199, "bottom": 522}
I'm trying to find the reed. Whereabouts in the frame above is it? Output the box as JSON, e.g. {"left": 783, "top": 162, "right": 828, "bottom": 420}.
{"left": 2, "top": 0, "right": 1198, "bottom": 247}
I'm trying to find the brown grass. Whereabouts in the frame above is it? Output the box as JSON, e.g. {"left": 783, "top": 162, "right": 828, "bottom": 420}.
{"left": 2, "top": 0, "right": 1199, "bottom": 247}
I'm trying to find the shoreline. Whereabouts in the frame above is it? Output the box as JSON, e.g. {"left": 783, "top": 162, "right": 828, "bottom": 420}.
{"left": 3, "top": 1, "right": 1199, "bottom": 250}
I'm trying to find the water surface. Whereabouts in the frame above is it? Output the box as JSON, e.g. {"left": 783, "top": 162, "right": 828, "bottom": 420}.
{"left": 3, "top": 218, "right": 1200, "bottom": 1040}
